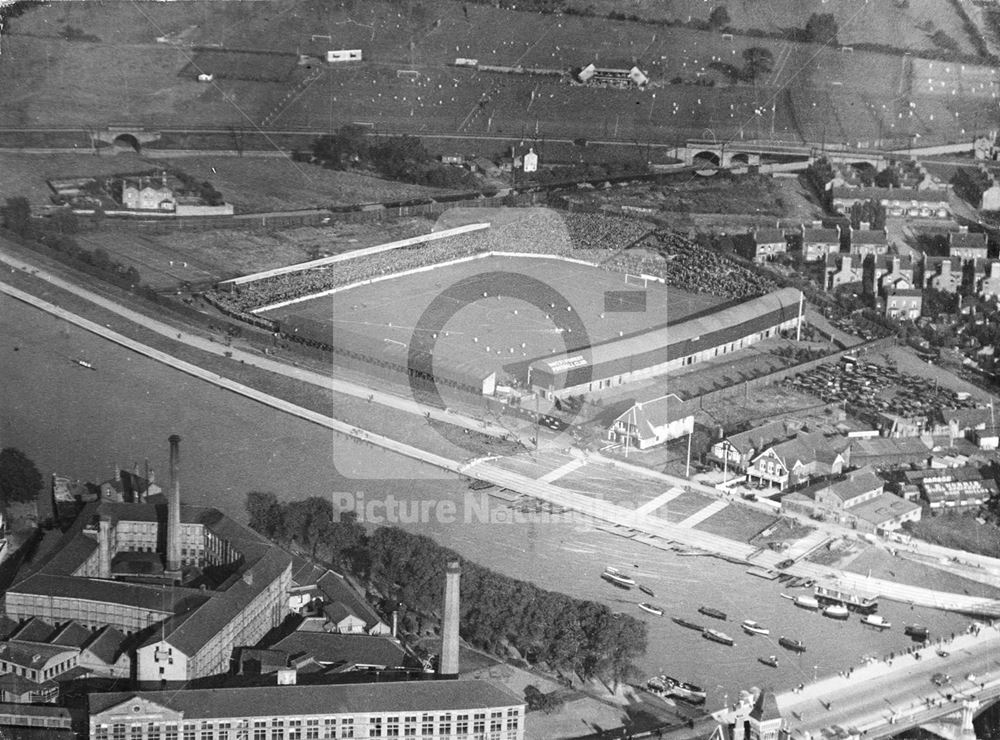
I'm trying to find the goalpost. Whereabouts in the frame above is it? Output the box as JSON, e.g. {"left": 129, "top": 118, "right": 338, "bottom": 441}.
{"left": 624, "top": 273, "right": 649, "bottom": 288}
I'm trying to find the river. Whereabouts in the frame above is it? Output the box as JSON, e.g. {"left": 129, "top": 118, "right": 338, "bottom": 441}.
{"left": 0, "top": 294, "right": 979, "bottom": 708}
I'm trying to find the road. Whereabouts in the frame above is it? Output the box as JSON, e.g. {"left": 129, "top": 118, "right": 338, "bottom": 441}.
{"left": 0, "top": 245, "right": 528, "bottom": 447}
{"left": 775, "top": 623, "right": 1000, "bottom": 738}
{"left": 5, "top": 244, "right": 1000, "bottom": 618}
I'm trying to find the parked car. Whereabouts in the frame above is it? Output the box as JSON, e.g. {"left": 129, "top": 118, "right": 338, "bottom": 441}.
{"left": 932, "top": 672, "right": 951, "bottom": 686}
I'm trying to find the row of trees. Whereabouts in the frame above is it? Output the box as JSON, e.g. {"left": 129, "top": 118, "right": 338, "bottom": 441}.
{"left": 1, "top": 197, "right": 142, "bottom": 287}
{"left": 303, "top": 126, "right": 481, "bottom": 190}
{"left": 245, "top": 492, "right": 648, "bottom": 685}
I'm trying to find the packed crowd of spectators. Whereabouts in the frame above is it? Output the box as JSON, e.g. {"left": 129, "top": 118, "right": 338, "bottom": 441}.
{"left": 634, "top": 230, "right": 776, "bottom": 298}
{"left": 207, "top": 210, "right": 772, "bottom": 314}
{"left": 562, "top": 212, "right": 653, "bottom": 251}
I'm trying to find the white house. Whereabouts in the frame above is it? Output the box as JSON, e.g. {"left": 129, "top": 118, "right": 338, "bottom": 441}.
{"left": 607, "top": 394, "right": 694, "bottom": 450}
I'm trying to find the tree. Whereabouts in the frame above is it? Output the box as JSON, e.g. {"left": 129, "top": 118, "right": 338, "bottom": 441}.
{"left": 0, "top": 448, "right": 42, "bottom": 505}
{"left": 0, "top": 197, "right": 32, "bottom": 237}
{"left": 874, "top": 166, "right": 900, "bottom": 189}
{"left": 804, "top": 13, "right": 838, "bottom": 45}
{"left": 312, "top": 124, "right": 370, "bottom": 170}
{"left": 245, "top": 491, "right": 284, "bottom": 539}
{"left": 708, "top": 6, "right": 730, "bottom": 28}
{"left": 741, "top": 47, "right": 774, "bottom": 81}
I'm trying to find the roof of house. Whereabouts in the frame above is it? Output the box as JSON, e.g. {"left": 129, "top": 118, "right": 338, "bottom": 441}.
{"left": 269, "top": 632, "right": 414, "bottom": 670}
{"left": 613, "top": 393, "right": 694, "bottom": 441}
{"left": 850, "top": 229, "right": 888, "bottom": 245}
{"left": 316, "top": 571, "right": 384, "bottom": 631}
{"left": 753, "top": 228, "right": 786, "bottom": 245}
{"left": 886, "top": 288, "right": 923, "bottom": 298}
{"left": 831, "top": 186, "right": 949, "bottom": 203}
{"left": 0, "top": 616, "right": 20, "bottom": 641}
{"left": 876, "top": 254, "right": 915, "bottom": 270}
{"left": 802, "top": 226, "right": 841, "bottom": 242}
{"left": 236, "top": 647, "right": 289, "bottom": 674}
{"left": 48, "top": 621, "right": 93, "bottom": 648}
{"left": 89, "top": 680, "right": 524, "bottom": 720}
{"left": 760, "top": 432, "right": 849, "bottom": 468}
{"left": 851, "top": 436, "right": 931, "bottom": 458}
{"left": 322, "top": 602, "right": 361, "bottom": 626}
{"left": 0, "top": 640, "right": 79, "bottom": 669}
{"left": 848, "top": 491, "right": 921, "bottom": 525}
{"left": 749, "top": 689, "right": 782, "bottom": 721}
{"left": 723, "top": 420, "right": 795, "bottom": 456}
{"left": 949, "top": 231, "right": 988, "bottom": 249}
{"left": 83, "top": 626, "right": 128, "bottom": 665}
{"left": 826, "top": 253, "right": 858, "bottom": 269}
{"left": 823, "top": 468, "right": 884, "bottom": 503}
{"left": 9, "top": 618, "right": 56, "bottom": 644}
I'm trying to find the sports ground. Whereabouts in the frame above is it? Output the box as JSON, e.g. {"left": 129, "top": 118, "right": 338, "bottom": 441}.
{"left": 1, "top": 0, "right": 994, "bottom": 148}
{"left": 260, "top": 254, "right": 725, "bottom": 385}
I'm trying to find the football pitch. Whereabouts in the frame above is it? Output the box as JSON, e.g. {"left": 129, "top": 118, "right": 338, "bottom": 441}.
{"left": 261, "top": 254, "right": 725, "bottom": 383}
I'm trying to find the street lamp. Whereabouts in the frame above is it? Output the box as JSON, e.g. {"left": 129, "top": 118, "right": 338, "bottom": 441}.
{"left": 814, "top": 665, "right": 818, "bottom": 681}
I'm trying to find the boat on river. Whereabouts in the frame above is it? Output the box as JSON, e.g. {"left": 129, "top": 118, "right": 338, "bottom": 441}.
{"left": 861, "top": 614, "right": 891, "bottom": 630}
{"left": 758, "top": 655, "right": 779, "bottom": 668}
{"left": 646, "top": 675, "right": 707, "bottom": 705}
{"left": 814, "top": 584, "right": 879, "bottom": 614}
{"left": 794, "top": 595, "right": 819, "bottom": 610}
{"left": 639, "top": 584, "right": 655, "bottom": 597}
{"left": 741, "top": 620, "right": 770, "bottom": 636}
{"left": 823, "top": 604, "right": 850, "bottom": 620}
{"left": 905, "top": 624, "right": 930, "bottom": 640}
{"left": 703, "top": 628, "right": 735, "bottom": 646}
{"left": 638, "top": 603, "right": 664, "bottom": 617}
{"left": 602, "top": 567, "right": 636, "bottom": 588}
{"left": 71, "top": 358, "right": 95, "bottom": 370}
{"left": 698, "top": 606, "right": 727, "bottom": 620}
{"left": 672, "top": 617, "right": 705, "bottom": 632}
{"left": 779, "top": 636, "right": 806, "bottom": 652}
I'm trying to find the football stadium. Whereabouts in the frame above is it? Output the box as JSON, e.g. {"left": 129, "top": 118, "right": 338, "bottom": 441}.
{"left": 209, "top": 208, "right": 799, "bottom": 404}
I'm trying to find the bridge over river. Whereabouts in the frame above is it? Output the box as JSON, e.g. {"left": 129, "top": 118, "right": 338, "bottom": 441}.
{"left": 713, "top": 623, "right": 1000, "bottom": 740}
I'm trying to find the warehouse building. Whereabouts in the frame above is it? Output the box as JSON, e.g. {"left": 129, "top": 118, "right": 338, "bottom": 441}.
{"left": 89, "top": 680, "right": 525, "bottom": 740}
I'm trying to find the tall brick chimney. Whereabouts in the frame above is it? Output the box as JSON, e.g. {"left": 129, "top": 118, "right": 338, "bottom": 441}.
{"left": 439, "top": 560, "right": 461, "bottom": 677}
{"left": 167, "top": 435, "right": 183, "bottom": 574}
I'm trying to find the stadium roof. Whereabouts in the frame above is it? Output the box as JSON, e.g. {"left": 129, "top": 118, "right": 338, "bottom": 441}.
{"left": 529, "top": 288, "right": 802, "bottom": 386}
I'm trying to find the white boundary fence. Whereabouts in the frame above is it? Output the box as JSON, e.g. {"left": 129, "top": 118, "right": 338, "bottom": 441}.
{"left": 218, "top": 222, "right": 491, "bottom": 288}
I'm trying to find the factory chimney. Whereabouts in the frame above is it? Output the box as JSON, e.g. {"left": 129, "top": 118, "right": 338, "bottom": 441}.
{"left": 439, "top": 560, "right": 461, "bottom": 677}
{"left": 166, "top": 435, "right": 183, "bottom": 575}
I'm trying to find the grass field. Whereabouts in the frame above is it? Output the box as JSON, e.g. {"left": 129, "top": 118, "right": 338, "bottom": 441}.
{"left": 262, "top": 253, "right": 724, "bottom": 385}
{"left": 1, "top": 0, "right": 992, "bottom": 148}
{"left": 144, "top": 155, "right": 458, "bottom": 212}
{"left": 78, "top": 217, "right": 432, "bottom": 289}
{"left": 182, "top": 49, "right": 298, "bottom": 82}
{"left": 564, "top": 0, "right": 982, "bottom": 59}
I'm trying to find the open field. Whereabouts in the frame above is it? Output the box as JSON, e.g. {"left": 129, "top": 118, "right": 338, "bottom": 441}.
{"left": 182, "top": 49, "right": 298, "bottom": 82}
{"left": 76, "top": 218, "right": 433, "bottom": 290}
{"left": 0, "top": 151, "right": 455, "bottom": 213}
{"left": 0, "top": 151, "right": 152, "bottom": 206}
{"left": 564, "top": 0, "right": 982, "bottom": 59}
{"left": 263, "top": 253, "right": 725, "bottom": 386}
{"left": 145, "top": 155, "right": 458, "bottom": 212}
{"left": 1, "top": 0, "right": 992, "bottom": 148}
